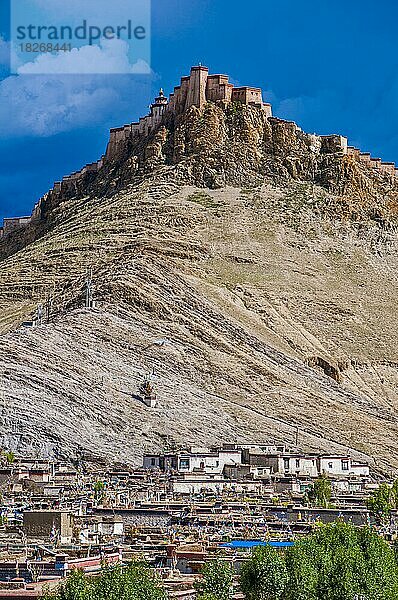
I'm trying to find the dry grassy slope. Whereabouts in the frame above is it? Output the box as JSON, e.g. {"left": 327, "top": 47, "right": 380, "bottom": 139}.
{"left": 1, "top": 174, "right": 398, "bottom": 469}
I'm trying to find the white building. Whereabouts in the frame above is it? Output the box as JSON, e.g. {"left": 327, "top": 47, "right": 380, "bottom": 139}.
{"left": 317, "top": 455, "right": 369, "bottom": 477}
{"left": 243, "top": 448, "right": 369, "bottom": 478}
{"left": 144, "top": 446, "right": 242, "bottom": 475}
{"left": 144, "top": 445, "right": 370, "bottom": 479}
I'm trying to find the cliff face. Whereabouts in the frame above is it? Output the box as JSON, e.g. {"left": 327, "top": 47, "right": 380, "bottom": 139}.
{"left": 1, "top": 79, "right": 398, "bottom": 468}
{"left": 4, "top": 99, "right": 397, "bottom": 257}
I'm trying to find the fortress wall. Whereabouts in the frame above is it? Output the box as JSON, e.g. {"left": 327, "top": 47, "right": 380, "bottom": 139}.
{"left": 320, "top": 135, "right": 348, "bottom": 154}
{"left": 63, "top": 171, "right": 81, "bottom": 182}
{"left": 380, "top": 162, "right": 395, "bottom": 175}
{"left": 131, "top": 123, "right": 140, "bottom": 135}
{"left": 151, "top": 105, "right": 163, "bottom": 122}
{"left": 232, "top": 88, "right": 247, "bottom": 104}
{"left": 3, "top": 216, "right": 31, "bottom": 235}
{"left": 224, "top": 83, "right": 234, "bottom": 103}
{"left": 106, "top": 129, "right": 119, "bottom": 158}
{"left": 1, "top": 191, "right": 47, "bottom": 238}
{"left": 262, "top": 102, "right": 272, "bottom": 117}
{"left": 347, "top": 146, "right": 360, "bottom": 158}
{"left": 232, "top": 87, "right": 263, "bottom": 105}
{"left": 31, "top": 195, "right": 46, "bottom": 221}
{"left": 171, "top": 86, "right": 182, "bottom": 111}
{"left": 106, "top": 125, "right": 133, "bottom": 158}
{"left": 270, "top": 117, "right": 301, "bottom": 133}
{"left": 84, "top": 162, "right": 99, "bottom": 173}
{"left": 139, "top": 116, "right": 148, "bottom": 134}
{"left": 370, "top": 158, "right": 381, "bottom": 168}
{"left": 174, "top": 77, "right": 190, "bottom": 112}
{"left": 114, "top": 128, "right": 127, "bottom": 143}
{"left": 206, "top": 75, "right": 231, "bottom": 102}
{"left": 349, "top": 151, "right": 397, "bottom": 177}
{"left": 147, "top": 115, "right": 155, "bottom": 131}
{"left": 269, "top": 118, "right": 303, "bottom": 155}
{"left": 168, "top": 92, "right": 175, "bottom": 111}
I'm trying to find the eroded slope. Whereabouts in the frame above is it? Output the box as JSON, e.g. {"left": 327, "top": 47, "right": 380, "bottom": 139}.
{"left": 0, "top": 178, "right": 398, "bottom": 468}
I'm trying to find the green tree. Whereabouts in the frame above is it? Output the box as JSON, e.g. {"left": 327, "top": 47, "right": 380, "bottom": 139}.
{"left": 41, "top": 562, "right": 166, "bottom": 600}
{"left": 42, "top": 569, "right": 93, "bottom": 600}
{"left": 284, "top": 538, "right": 318, "bottom": 600}
{"left": 240, "top": 545, "right": 288, "bottom": 600}
{"left": 308, "top": 473, "right": 332, "bottom": 508}
{"left": 366, "top": 483, "right": 392, "bottom": 524}
{"left": 4, "top": 451, "right": 15, "bottom": 465}
{"left": 93, "top": 480, "right": 105, "bottom": 502}
{"left": 195, "top": 560, "right": 233, "bottom": 600}
{"left": 285, "top": 521, "right": 398, "bottom": 600}
{"left": 122, "top": 562, "right": 167, "bottom": 600}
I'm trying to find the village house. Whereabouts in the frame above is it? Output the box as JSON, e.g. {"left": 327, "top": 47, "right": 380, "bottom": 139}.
{"left": 241, "top": 447, "right": 370, "bottom": 478}
{"left": 79, "top": 515, "right": 124, "bottom": 545}
{"left": 143, "top": 446, "right": 242, "bottom": 475}
{"left": 23, "top": 510, "right": 74, "bottom": 545}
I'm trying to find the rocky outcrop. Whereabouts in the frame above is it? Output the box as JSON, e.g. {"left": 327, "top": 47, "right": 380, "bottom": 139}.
{"left": 4, "top": 67, "right": 398, "bottom": 260}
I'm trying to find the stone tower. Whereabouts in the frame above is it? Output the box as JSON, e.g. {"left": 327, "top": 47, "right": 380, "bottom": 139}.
{"left": 185, "top": 66, "right": 209, "bottom": 110}
{"left": 151, "top": 88, "right": 168, "bottom": 120}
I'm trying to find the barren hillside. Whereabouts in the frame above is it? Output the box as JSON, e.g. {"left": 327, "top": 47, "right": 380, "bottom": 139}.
{"left": 1, "top": 75, "right": 398, "bottom": 470}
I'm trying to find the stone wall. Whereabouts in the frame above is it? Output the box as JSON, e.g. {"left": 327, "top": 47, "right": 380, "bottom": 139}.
{"left": 206, "top": 74, "right": 233, "bottom": 103}
{"left": 348, "top": 146, "right": 398, "bottom": 176}
{"left": 232, "top": 86, "right": 263, "bottom": 106}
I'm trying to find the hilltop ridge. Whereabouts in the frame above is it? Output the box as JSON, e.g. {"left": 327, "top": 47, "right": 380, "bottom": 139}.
{"left": 1, "top": 67, "right": 398, "bottom": 469}
{"left": 2, "top": 66, "right": 398, "bottom": 250}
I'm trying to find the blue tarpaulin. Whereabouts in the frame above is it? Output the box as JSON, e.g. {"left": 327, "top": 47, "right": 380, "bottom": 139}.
{"left": 220, "top": 540, "right": 294, "bottom": 548}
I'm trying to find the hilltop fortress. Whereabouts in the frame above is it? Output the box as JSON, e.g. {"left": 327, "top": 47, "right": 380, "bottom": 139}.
{"left": 1, "top": 65, "right": 397, "bottom": 239}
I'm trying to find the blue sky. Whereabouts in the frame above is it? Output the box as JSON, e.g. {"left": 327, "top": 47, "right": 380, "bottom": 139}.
{"left": 1, "top": 0, "right": 398, "bottom": 219}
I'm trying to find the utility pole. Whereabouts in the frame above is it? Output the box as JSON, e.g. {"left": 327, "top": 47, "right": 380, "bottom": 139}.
{"left": 36, "top": 303, "right": 43, "bottom": 327}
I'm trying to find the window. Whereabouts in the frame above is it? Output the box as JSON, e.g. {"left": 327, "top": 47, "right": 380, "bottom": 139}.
{"left": 179, "top": 459, "right": 190, "bottom": 470}
{"left": 328, "top": 462, "right": 333, "bottom": 469}
{"left": 342, "top": 460, "right": 349, "bottom": 471}
{"left": 283, "top": 458, "right": 290, "bottom": 470}
{"left": 295, "top": 459, "right": 300, "bottom": 468}
{"left": 151, "top": 458, "right": 156, "bottom": 466}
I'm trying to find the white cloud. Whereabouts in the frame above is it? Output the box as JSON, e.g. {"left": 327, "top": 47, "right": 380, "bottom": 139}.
{"left": 0, "top": 73, "right": 121, "bottom": 137}
{"left": 17, "top": 39, "right": 149, "bottom": 75}
{"left": 130, "top": 58, "right": 151, "bottom": 75}
{"left": 0, "top": 37, "right": 154, "bottom": 139}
